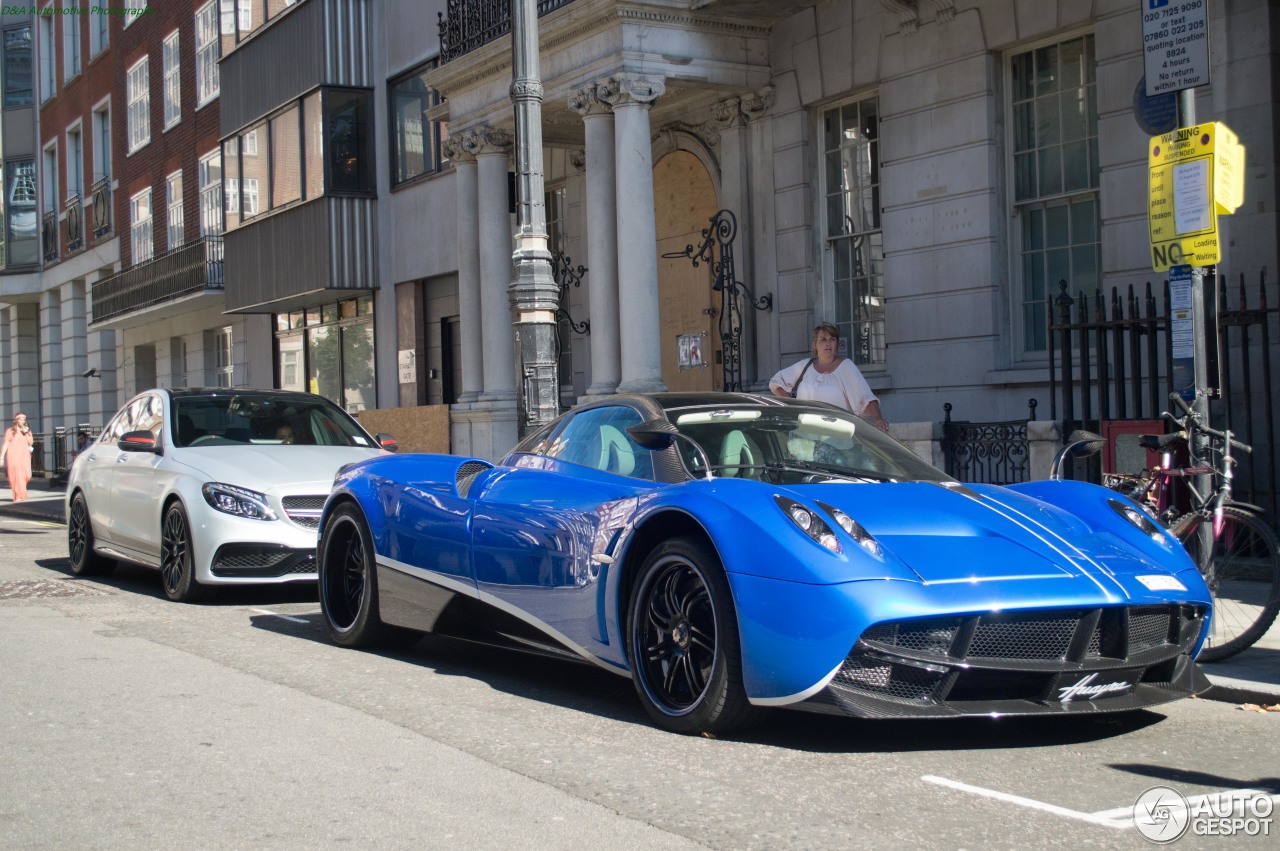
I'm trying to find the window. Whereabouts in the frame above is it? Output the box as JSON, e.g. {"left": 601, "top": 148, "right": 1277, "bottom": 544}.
{"left": 195, "top": 2, "right": 219, "bottom": 107}
{"left": 162, "top": 31, "right": 181, "bottom": 129}
{"left": 42, "top": 145, "right": 58, "bottom": 216}
{"left": 5, "top": 160, "right": 39, "bottom": 266}
{"left": 90, "top": 3, "right": 108, "bottom": 57}
{"left": 36, "top": 18, "right": 52, "bottom": 102}
{"left": 127, "top": 56, "right": 150, "bottom": 153}
{"left": 239, "top": 123, "right": 265, "bottom": 218}
{"left": 328, "top": 89, "right": 373, "bottom": 194}
{"left": 92, "top": 102, "right": 111, "bottom": 180}
{"left": 1010, "top": 34, "right": 1099, "bottom": 357}
{"left": 131, "top": 187, "right": 153, "bottom": 264}
{"left": 270, "top": 105, "right": 301, "bottom": 207}
{"left": 171, "top": 337, "right": 188, "bottom": 387}
{"left": 275, "top": 296, "right": 375, "bottom": 408}
{"left": 167, "top": 171, "right": 184, "bottom": 250}
{"left": 198, "top": 150, "right": 222, "bottom": 236}
{"left": 124, "top": 1, "right": 148, "bottom": 28}
{"left": 4, "top": 27, "right": 32, "bottom": 106}
{"left": 221, "top": 0, "right": 298, "bottom": 55}
{"left": 821, "top": 97, "right": 884, "bottom": 366}
{"left": 215, "top": 326, "right": 234, "bottom": 387}
{"left": 389, "top": 63, "right": 449, "bottom": 186}
{"left": 541, "top": 406, "right": 653, "bottom": 480}
{"left": 62, "top": 1, "right": 81, "bottom": 80}
{"left": 66, "top": 124, "right": 83, "bottom": 199}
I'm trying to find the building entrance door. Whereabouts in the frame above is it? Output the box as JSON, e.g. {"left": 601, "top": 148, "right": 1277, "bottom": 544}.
{"left": 655, "top": 151, "right": 718, "bottom": 392}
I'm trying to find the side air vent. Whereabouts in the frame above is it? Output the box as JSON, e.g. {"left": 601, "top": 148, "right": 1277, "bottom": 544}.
{"left": 455, "top": 461, "right": 491, "bottom": 498}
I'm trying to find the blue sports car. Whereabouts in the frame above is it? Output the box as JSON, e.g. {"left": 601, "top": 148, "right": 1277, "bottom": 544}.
{"left": 316, "top": 393, "right": 1212, "bottom": 734}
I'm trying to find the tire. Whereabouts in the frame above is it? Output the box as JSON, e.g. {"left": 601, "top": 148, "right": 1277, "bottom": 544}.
{"left": 67, "top": 493, "right": 115, "bottom": 577}
{"left": 318, "top": 502, "right": 407, "bottom": 648}
{"left": 1189, "top": 506, "right": 1280, "bottom": 662}
{"left": 627, "top": 536, "right": 759, "bottom": 735}
{"left": 160, "top": 502, "right": 210, "bottom": 603}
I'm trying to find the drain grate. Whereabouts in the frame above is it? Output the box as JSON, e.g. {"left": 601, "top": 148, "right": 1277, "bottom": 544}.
{"left": 0, "top": 579, "right": 111, "bottom": 599}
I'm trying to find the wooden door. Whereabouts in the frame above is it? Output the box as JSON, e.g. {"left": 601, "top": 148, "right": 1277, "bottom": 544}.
{"left": 654, "top": 151, "right": 719, "bottom": 392}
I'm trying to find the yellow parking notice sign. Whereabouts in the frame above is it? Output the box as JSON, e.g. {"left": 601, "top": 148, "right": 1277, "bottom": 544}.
{"left": 1148, "top": 122, "right": 1245, "bottom": 272}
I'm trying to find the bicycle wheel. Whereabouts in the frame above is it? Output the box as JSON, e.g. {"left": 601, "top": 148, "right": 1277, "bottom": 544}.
{"left": 1187, "top": 506, "right": 1280, "bottom": 662}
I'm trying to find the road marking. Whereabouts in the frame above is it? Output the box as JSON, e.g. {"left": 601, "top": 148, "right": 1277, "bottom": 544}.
{"left": 251, "top": 608, "right": 310, "bottom": 624}
{"left": 924, "top": 775, "right": 1280, "bottom": 831}
{"left": 922, "top": 775, "right": 1128, "bottom": 828}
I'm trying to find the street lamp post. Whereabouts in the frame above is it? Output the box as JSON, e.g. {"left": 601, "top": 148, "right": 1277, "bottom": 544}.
{"left": 508, "top": 0, "right": 561, "bottom": 434}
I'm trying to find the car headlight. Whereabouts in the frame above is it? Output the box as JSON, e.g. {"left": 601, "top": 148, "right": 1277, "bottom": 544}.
{"left": 202, "top": 483, "right": 277, "bottom": 521}
{"left": 817, "top": 501, "right": 883, "bottom": 557}
{"left": 775, "top": 496, "right": 841, "bottom": 554}
{"left": 1108, "top": 498, "right": 1166, "bottom": 544}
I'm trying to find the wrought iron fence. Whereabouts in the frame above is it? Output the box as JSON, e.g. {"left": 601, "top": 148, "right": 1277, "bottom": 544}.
{"left": 1049, "top": 268, "right": 1278, "bottom": 524}
{"left": 90, "top": 236, "right": 224, "bottom": 325}
{"left": 31, "top": 425, "right": 102, "bottom": 480}
{"left": 66, "top": 194, "right": 84, "bottom": 252}
{"left": 42, "top": 210, "right": 58, "bottom": 262}
{"left": 942, "top": 400, "right": 1037, "bottom": 485}
{"left": 438, "top": 0, "right": 577, "bottom": 63}
{"left": 91, "top": 176, "right": 112, "bottom": 238}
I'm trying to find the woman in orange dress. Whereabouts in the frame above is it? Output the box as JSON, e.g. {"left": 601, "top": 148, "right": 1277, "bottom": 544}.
{"left": 1, "top": 411, "right": 35, "bottom": 501}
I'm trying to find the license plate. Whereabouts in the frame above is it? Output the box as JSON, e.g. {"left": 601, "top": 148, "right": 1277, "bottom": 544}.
{"left": 1049, "top": 668, "right": 1138, "bottom": 703}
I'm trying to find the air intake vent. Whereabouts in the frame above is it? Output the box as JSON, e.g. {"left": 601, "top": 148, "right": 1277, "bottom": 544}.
{"left": 456, "top": 461, "right": 491, "bottom": 498}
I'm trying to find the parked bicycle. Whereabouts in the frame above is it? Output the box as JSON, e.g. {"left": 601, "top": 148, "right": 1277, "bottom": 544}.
{"left": 1054, "top": 392, "right": 1280, "bottom": 662}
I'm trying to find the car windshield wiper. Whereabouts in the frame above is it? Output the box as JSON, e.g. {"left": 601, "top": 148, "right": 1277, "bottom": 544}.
{"left": 763, "top": 460, "right": 895, "bottom": 483}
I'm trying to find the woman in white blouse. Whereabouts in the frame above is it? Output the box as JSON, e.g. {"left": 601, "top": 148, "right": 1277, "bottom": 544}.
{"left": 769, "top": 322, "right": 890, "bottom": 431}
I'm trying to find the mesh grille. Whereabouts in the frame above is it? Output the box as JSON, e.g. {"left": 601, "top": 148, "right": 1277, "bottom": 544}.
{"left": 968, "top": 614, "right": 1079, "bottom": 660}
{"left": 456, "top": 461, "right": 490, "bottom": 498}
{"left": 1129, "top": 608, "right": 1173, "bottom": 652}
{"left": 833, "top": 659, "right": 941, "bottom": 702}
{"left": 283, "top": 495, "right": 326, "bottom": 529}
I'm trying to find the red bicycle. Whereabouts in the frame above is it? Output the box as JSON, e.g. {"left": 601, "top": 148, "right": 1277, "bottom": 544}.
{"left": 1055, "top": 393, "right": 1280, "bottom": 662}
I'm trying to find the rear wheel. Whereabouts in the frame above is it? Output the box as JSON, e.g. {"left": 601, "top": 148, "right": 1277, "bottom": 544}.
{"left": 318, "top": 502, "right": 414, "bottom": 648}
{"left": 67, "top": 493, "right": 115, "bottom": 577}
{"left": 1188, "top": 506, "right": 1280, "bottom": 662}
{"left": 627, "top": 537, "right": 759, "bottom": 735}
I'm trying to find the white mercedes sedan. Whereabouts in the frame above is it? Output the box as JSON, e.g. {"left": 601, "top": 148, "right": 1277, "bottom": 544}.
{"left": 65, "top": 388, "right": 396, "bottom": 602}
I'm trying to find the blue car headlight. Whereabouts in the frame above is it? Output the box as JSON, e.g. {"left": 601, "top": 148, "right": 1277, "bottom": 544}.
{"left": 817, "top": 501, "right": 883, "bottom": 557}
{"left": 775, "top": 496, "right": 841, "bottom": 554}
{"left": 1108, "top": 498, "right": 1167, "bottom": 544}
{"left": 202, "top": 483, "right": 277, "bottom": 521}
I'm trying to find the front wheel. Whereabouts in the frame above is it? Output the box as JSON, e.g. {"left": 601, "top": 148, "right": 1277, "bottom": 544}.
{"left": 318, "top": 502, "right": 413, "bottom": 648}
{"left": 1188, "top": 506, "right": 1280, "bottom": 662}
{"left": 627, "top": 537, "right": 759, "bottom": 735}
{"left": 161, "top": 502, "right": 210, "bottom": 603}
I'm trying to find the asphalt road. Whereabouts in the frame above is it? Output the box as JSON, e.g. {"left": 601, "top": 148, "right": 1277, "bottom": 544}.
{"left": 3, "top": 512, "right": 1278, "bottom": 849}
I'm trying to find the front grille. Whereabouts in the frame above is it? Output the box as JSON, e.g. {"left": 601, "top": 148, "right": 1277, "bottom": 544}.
{"left": 832, "top": 658, "right": 944, "bottom": 703}
{"left": 211, "top": 543, "right": 315, "bottom": 578}
{"left": 282, "top": 495, "right": 326, "bottom": 529}
{"left": 860, "top": 605, "right": 1203, "bottom": 665}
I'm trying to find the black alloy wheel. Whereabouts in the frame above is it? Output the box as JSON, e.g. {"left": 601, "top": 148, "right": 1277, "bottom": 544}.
{"left": 318, "top": 502, "right": 414, "bottom": 648}
{"left": 628, "top": 536, "right": 758, "bottom": 735}
{"left": 67, "top": 493, "right": 114, "bottom": 577}
{"left": 160, "top": 502, "right": 209, "bottom": 602}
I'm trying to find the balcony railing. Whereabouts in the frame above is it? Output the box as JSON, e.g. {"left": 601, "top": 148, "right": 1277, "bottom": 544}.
{"left": 66, "top": 194, "right": 84, "bottom": 253}
{"left": 91, "top": 235, "right": 224, "bottom": 325}
{"left": 42, "top": 210, "right": 58, "bottom": 262}
{"left": 438, "top": 0, "right": 576, "bottom": 63}
{"left": 91, "top": 176, "right": 111, "bottom": 238}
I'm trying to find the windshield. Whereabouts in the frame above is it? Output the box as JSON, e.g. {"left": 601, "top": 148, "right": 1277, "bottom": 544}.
{"left": 171, "top": 392, "right": 376, "bottom": 449}
{"left": 666, "top": 403, "right": 952, "bottom": 484}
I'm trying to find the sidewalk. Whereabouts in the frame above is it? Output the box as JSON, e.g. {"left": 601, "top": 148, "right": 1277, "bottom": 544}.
{"left": 2, "top": 476, "right": 1277, "bottom": 708}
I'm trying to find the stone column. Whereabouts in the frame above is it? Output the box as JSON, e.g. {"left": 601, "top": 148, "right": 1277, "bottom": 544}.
{"left": 446, "top": 135, "right": 483, "bottom": 403}
{"left": 474, "top": 128, "right": 516, "bottom": 402}
{"left": 568, "top": 83, "right": 621, "bottom": 397}
{"left": 600, "top": 75, "right": 666, "bottom": 394}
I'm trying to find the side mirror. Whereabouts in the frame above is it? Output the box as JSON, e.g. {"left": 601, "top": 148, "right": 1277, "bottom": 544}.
{"left": 625, "top": 419, "right": 713, "bottom": 481}
{"left": 376, "top": 433, "right": 399, "bottom": 453}
{"left": 119, "top": 430, "right": 159, "bottom": 453}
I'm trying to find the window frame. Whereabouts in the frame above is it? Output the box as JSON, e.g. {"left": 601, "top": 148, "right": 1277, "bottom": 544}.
{"left": 162, "top": 30, "right": 182, "bottom": 131}
{"left": 130, "top": 186, "right": 154, "bottom": 265}
{"left": 195, "top": 1, "right": 220, "bottom": 108}
{"left": 818, "top": 95, "right": 886, "bottom": 368}
{"left": 388, "top": 60, "right": 449, "bottom": 188}
{"left": 126, "top": 55, "right": 150, "bottom": 154}
{"left": 62, "top": 0, "right": 81, "bottom": 81}
{"left": 166, "top": 170, "right": 184, "bottom": 251}
{"left": 1006, "top": 31, "right": 1100, "bottom": 362}
{"left": 123, "top": 0, "right": 148, "bottom": 29}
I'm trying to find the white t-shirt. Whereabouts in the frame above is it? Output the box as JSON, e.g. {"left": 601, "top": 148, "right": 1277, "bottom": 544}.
{"left": 769, "top": 358, "right": 878, "bottom": 416}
